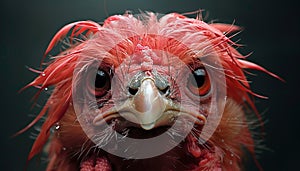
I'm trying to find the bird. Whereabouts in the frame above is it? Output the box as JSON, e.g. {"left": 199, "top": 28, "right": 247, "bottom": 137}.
{"left": 18, "top": 12, "right": 282, "bottom": 171}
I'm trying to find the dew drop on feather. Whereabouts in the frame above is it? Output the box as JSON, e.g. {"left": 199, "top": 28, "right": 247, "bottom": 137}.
{"left": 55, "top": 125, "right": 60, "bottom": 130}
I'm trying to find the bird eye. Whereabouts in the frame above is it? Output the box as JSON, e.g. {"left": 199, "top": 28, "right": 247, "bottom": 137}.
{"left": 88, "top": 68, "right": 111, "bottom": 97}
{"left": 187, "top": 68, "right": 211, "bottom": 96}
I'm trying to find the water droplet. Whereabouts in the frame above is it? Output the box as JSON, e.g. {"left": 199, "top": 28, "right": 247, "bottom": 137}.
{"left": 229, "top": 160, "right": 233, "bottom": 165}
{"left": 231, "top": 153, "right": 234, "bottom": 157}
{"left": 44, "top": 87, "right": 48, "bottom": 91}
{"left": 55, "top": 125, "right": 60, "bottom": 130}
{"left": 62, "top": 147, "right": 66, "bottom": 151}
{"left": 42, "top": 73, "right": 46, "bottom": 76}
{"left": 221, "top": 139, "right": 224, "bottom": 142}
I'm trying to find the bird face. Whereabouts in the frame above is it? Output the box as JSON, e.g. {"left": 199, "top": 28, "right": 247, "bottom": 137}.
{"left": 67, "top": 40, "right": 228, "bottom": 170}
{"left": 20, "top": 12, "right": 280, "bottom": 171}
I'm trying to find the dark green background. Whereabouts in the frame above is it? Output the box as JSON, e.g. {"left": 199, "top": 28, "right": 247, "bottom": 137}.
{"left": 1, "top": 0, "right": 298, "bottom": 170}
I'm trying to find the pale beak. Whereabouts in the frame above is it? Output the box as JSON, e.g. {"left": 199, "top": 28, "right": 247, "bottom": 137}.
{"left": 130, "top": 78, "right": 166, "bottom": 130}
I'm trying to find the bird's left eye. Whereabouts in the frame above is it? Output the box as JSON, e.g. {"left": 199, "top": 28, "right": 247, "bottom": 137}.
{"left": 187, "top": 68, "right": 211, "bottom": 96}
{"left": 88, "top": 68, "right": 111, "bottom": 97}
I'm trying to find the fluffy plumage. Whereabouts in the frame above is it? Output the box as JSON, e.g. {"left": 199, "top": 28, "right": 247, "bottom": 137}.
{"left": 19, "top": 12, "right": 281, "bottom": 171}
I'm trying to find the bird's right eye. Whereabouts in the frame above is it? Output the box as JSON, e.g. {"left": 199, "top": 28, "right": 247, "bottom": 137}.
{"left": 187, "top": 67, "right": 211, "bottom": 96}
{"left": 87, "top": 68, "right": 112, "bottom": 98}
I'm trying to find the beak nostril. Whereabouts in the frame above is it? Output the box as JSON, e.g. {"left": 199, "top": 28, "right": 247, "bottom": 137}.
{"left": 128, "top": 87, "right": 138, "bottom": 95}
{"left": 159, "top": 86, "right": 170, "bottom": 95}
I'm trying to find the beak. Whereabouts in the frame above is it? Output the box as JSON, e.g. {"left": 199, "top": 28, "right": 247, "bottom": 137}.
{"left": 130, "top": 78, "right": 166, "bottom": 130}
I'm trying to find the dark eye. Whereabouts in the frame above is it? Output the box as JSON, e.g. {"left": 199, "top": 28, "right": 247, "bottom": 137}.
{"left": 187, "top": 68, "right": 211, "bottom": 96}
{"left": 88, "top": 68, "right": 111, "bottom": 97}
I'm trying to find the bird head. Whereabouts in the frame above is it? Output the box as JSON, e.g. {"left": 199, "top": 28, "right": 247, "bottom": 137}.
{"left": 19, "top": 12, "right": 281, "bottom": 171}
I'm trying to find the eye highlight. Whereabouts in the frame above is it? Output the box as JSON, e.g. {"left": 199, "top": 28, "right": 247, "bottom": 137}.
{"left": 87, "top": 68, "right": 112, "bottom": 97}
{"left": 187, "top": 68, "right": 211, "bottom": 96}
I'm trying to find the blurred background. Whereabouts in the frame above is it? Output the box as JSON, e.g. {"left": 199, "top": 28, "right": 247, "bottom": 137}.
{"left": 0, "top": 0, "right": 298, "bottom": 170}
